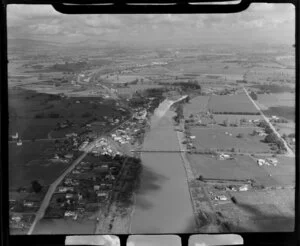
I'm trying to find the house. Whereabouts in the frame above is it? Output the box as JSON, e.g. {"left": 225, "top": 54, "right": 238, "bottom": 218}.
{"left": 23, "top": 201, "right": 34, "bottom": 207}
{"left": 94, "top": 185, "right": 100, "bottom": 191}
{"left": 58, "top": 186, "right": 74, "bottom": 193}
{"left": 239, "top": 185, "right": 249, "bottom": 191}
{"left": 11, "top": 215, "right": 22, "bottom": 223}
{"left": 219, "top": 153, "right": 230, "bottom": 160}
{"left": 105, "top": 174, "right": 115, "bottom": 181}
{"left": 96, "top": 191, "right": 108, "bottom": 200}
{"left": 267, "top": 158, "right": 278, "bottom": 166}
{"left": 65, "top": 153, "right": 74, "bottom": 159}
{"left": 16, "top": 140, "right": 22, "bottom": 146}
{"left": 257, "top": 159, "right": 266, "bottom": 166}
{"left": 190, "top": 136, "right": 196, "bottom": 139}
{"left": 12, "top": 132, "right": 18, "bottom": 140}
{"left": 215, "top": 195, "right": 227, "bottom": 201}
{"left": 65, "top": 133, "right": 77, "bottom": 138}
{"left": 64, "top": 211, "right": 76, "bottom": 217}
{"left": 65, "top": 193, "right": 74, "bottom": 199}
{"left": 64, "top": 178, "right": 73, "bottom": 185}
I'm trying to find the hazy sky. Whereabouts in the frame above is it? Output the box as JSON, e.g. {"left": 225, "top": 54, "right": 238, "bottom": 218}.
{"left": 7, "top": 3, "right": 295, "bottom": 46}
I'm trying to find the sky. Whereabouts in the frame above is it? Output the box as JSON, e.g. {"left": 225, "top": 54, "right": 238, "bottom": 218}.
{"left": 7, "top": 3, "right": 295, "bottom": 46}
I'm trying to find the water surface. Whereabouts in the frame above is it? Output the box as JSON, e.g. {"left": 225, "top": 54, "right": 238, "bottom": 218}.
{"left": 130, "top": 99, "right": 196, "bottom": 233}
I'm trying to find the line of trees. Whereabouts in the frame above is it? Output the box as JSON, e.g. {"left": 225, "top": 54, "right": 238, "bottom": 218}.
{"left": 35, "top": 112, "right": 62, "bottom": 118}
{"left": 213, "top": 111, "right": 260, "bottom": 115}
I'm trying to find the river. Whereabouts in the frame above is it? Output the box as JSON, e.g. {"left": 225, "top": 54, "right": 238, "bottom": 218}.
{"left": 130, "top": 98, "right": 196, "bottom": 233}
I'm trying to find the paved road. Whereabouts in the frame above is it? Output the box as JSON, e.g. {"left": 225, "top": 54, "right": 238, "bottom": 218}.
{"left": 243, "top": 86, "right": 294, "bottom": 157}
{"left": 27, "top": 117, "right": 132, "bottom": 235}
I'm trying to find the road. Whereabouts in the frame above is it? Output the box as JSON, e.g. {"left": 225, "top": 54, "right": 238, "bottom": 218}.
{"left": 27, "top": 117, "right": 132, "bottom": 235}
{"left": 243, "top": 86, "right": 294, "bottom": 157}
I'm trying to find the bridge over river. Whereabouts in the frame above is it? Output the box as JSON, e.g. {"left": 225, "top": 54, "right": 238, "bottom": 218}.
{"left": 131, "top": 150, "right": 188, "bottom": 153}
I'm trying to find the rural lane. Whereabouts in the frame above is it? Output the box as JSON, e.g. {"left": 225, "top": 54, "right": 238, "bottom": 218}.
{"left": 27, "top": 117, "right": 132, "bottom": 235}
{"left": 243, "top": 86, "right": 294, "bottom": 157}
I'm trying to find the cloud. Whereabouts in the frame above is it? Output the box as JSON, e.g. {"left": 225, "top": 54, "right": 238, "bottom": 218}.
{"left": 7, "top": 3, "right": 295, "bottom": 45}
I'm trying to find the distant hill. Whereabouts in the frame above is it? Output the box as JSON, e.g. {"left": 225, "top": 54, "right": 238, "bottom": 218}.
{"left": 7, "top": 38, "right": 61, "bottom": 52}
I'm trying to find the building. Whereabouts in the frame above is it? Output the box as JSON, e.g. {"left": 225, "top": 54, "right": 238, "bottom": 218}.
{"left": 23, "top": 201, "right": 34, "bottom": 207}
{"left": 219, "top": 153, "right": 231, "bottom": 160}
{"left": 65, "top": 133, "right": 77, "bottom": 138}
{"left": 64, "top": 211, "right": 76, "bottom": 217}
{"left": 239, "top": 185, "right": 249, "bottom": 191}
{"left": 65, "top": 193, "right": 74, "bottom": 199}
{"left": 96, "top": 191, "right": 108, "bottom": 200}
{"left": 257, "top": 159, "right": 266, "bottom": 166}
{"left": 65, "top": 153, "right": 74, "bottom": 159}
{"left": 267, "top": 158, "right": 278, "bottom": 166}
{"left": 94, "top": 185, "right": 100, "bottom": 191}
{"left": 12, "top": 132, "right": 18, "bottom": 140}
{"left": 11, "top": 215, "right": 22, "bottom": 223}
{"left": 58, "top": 186, "right": 74, "bottom": 193}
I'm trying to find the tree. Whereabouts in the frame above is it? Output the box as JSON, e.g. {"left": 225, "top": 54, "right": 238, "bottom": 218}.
{"left": 223, "top": 119, "right": 229, "bottom": 127}
{"left": 198, "top": 175, "right": 204, "bottom": 181}
{"left": 56, "top": 197, "right": 63, "bottom": 203}
{"left": 236, "top": 133, "right": 244, "bottom": 138}
{"left": 31, "top": 180, "right": 42, "bottom": 193}
{"left": 250, "top": 91, "right": 258, "bottom": 100}
{"left": 264, "top": 133, "right": 278, "bottom": 143}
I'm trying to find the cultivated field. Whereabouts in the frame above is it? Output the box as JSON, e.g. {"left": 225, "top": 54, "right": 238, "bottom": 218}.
{"left": 9, "top": 119, "right": 56, "bottom": 140}
{"left": 212, "top": 114, "right": 262, "bottom": 125}
{"left": 217, "top": 189, "right": 294, "bottom": 232}
{"left": 183, "top": 96, "right": 210, "bottom": 117}
{"left": 208, "top": 93, "right": 259, "bottom": 115}
{"left": 253, "top": 155, "right": 295, "bottom": 186}
{"left": 257, "top": 92, "right": 295, "bottom": 110}
{"left": 9, "top": 142, "right": 70, "bottom": 189}
{"left": 263, "top": 107, "right": 295, "bottom": 121}
{"left": 187, "top": 154, "right": 277, "bottom": 187}
{"left": 190, "top": 127, "right": 271, "bottom": 153}
{"left": 9, "top": 88, "right": 128, "bottom": 139}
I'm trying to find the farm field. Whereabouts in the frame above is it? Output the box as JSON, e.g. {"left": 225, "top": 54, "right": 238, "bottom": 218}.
{"left": 212, "top": 114, "right": 262, "bottom": 125}
{"left": 257, "top": 92, "right": 295, "bottom": 110}
{"left": 9, "top": 88, "right": 128, "bottom": 139}
{"left": 9, "top": 142, "right": 70, "bottom": 189}
{"left": 9, "top": 119, "right": 56, "bottom": 140}
{"left": 190, "top": 127, "right": 271, "bottom": 153}
{"left": 263, "top": 106, "right": 295, "bottom": 121}
{"left": 274, "top": 122, "right": 295, "bottom": 136}
{"left": 183, "top": 96, "right": 210, "bottom": 117}
{"left": 218, "top": 189, "right": 294, "bottom": 232}
{"left": 33, "top": 218, "right": 95, "bottom": 234}
{"left": 207, "top": 93, "right": 259, "bottom": 115}
{"left": 187, "top": 154, "right": 278, "bottom": 187}
{"left": 253, "top": 155, "right": 295, "bottom": 186}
